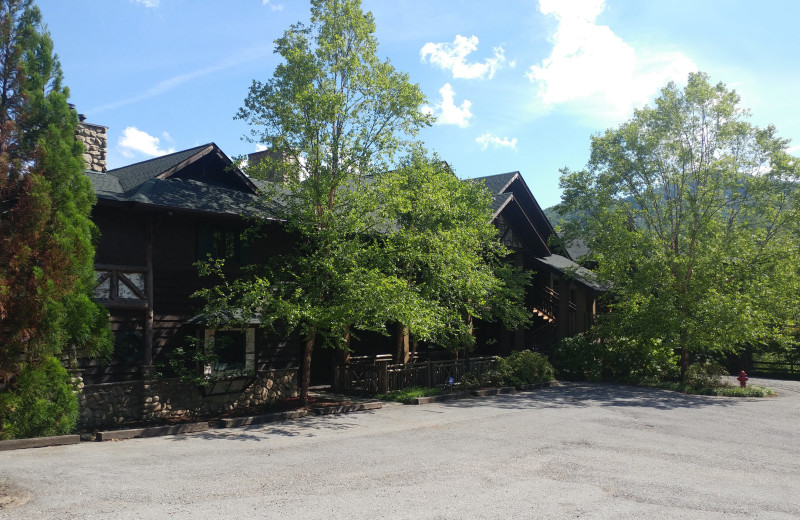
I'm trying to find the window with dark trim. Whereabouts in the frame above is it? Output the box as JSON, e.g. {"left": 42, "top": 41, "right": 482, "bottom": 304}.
{"left": 213, "top": 330, "right": 246, "bottom": 371}
{"left": 196, "top": 223, "right": 252, "bottom": 264}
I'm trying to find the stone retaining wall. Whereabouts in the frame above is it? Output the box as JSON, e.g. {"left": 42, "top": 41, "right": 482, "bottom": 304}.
{"left": 79, "top": 369, "right": 297, "bottom": 430}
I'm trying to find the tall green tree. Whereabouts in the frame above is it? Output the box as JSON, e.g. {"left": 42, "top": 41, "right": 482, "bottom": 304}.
{"left": 371, "top": 149, "right": 530, "bottom": 354}
{"left": 0, "top": 0, "right": 111, "bottom": 419}
{"left": 557, "top": 72, "right": 800, "bottom": 378}
{"left": 233, "top": 0, "right": 431, "bottom": 402}
{"left": 202, "top": 0, "right": 529, "bottom": 403}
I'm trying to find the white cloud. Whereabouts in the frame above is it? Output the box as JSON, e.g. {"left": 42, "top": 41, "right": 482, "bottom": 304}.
{"left": 423, "top": 83, "right": 473, "bottom": 128}
{"left": 527, "top": 0, "right": 697, "bottom": 121}
{"left": 132, "top": 0, "right": 159, "bottom": 7}
{"left": 476, "top": 133, "right": 518, "bottom": 151}
{"left": 421, "top": 35, "right": 505, "bottom": 80}
{"left": 262, "top": 0, "right": 283, "bottom": 11}
{"left": 118, "top": 127, "right": 176, "bottom": 158}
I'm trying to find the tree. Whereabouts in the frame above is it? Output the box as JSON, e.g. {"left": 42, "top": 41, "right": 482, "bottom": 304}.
{"left": 230, "top": 0, "right": 431, "bottom": 403}
{"left": 371, "top": 149, "right": 530, "bottom": 354}
{"left": 0, "top": 0, "right": 111, "bottom": 436}
{"left": 557, "top": 72, "right": 800, "bottom": 379}
{"left": 202, "top": 0, "right": 529, "bottom": 404}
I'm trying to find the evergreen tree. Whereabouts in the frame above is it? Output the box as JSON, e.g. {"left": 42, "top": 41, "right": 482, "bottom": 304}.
{"left": 0, "top": 0, "right": 111, "bottom": 435}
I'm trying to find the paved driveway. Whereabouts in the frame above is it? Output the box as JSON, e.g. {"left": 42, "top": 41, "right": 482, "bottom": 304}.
{"left": 1, "top": 379, "right": 799, "bottom": 519}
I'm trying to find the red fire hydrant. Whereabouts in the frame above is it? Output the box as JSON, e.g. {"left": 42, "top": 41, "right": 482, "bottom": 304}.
{"left": 737, "top": 370, "right": 749, "bottom": 388}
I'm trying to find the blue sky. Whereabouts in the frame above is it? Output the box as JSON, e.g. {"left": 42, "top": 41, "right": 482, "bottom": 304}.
{"left": 37, "top": 0, "right": 800, "bottom": 209}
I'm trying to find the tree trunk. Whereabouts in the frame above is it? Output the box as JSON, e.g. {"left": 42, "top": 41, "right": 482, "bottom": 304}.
{"left": 300, "top": 329, "right": 316, "bottom": 405}
{"left": 334, "top": 326, "right": 351, "bottom": 391}
{"left": 680, "top": 344, "right": 689, "bottom": 381}
{"left": 395, "top": 323, "right": 409, "bottom": 363}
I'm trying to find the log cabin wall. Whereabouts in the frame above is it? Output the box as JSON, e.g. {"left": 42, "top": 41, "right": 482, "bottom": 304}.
{"left": 82, "top": 146, "right": 603, "bottom": 387}
{"left": 83, "top": 202, "right": 299, "bottom": 384}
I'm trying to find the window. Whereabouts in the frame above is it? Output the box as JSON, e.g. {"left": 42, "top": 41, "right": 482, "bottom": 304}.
{"left": 203, "top": 328, "right": 255, "bottom": 374}
{"left": 214, "top": 330, "right": 246, "bottom": 370}
{"left": 196, "top": 223, "right": 252, "bottom": 264}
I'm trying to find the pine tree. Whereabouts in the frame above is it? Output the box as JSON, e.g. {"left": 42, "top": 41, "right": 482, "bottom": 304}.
{"left": 0, "top": 0, "right": 110, "bottom": 407}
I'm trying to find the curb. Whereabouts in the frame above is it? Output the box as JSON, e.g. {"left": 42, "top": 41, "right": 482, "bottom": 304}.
{"left": 0, "top": 434, "right": 81, "bottom": 452}
{"left": 471, "top": 386, "right": 517, "bottom": 397}
{"left": 413, "top": 392, "right": 470, "bottom": 404}
{"left": 96, "top": 422, "right": 209, "bottom": 441}
{"left": 95, "top": 400, "right": 385, "bottom": 439}
{"left": 217, "top": 409, "right": 308, "bottom": 428}
{"left": 311, "top": 401, "right": 382, "bottom": 415}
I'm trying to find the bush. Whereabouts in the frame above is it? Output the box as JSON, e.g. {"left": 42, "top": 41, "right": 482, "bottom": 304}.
{"left": 0, "top": 357, "right": 79, "bottom": 440}
{"left": 551, "top": 333, "right": 678, "bottom": 383}
{"left": 492, "top": 350, "right": 554, "bottom": 387}
{"left": 376, "top": 386, "right": 445, "bottom": 404}
{"left": 551, "top": 333, "right": 603, "bottom": 381}
{"left": 460, "top": 370, "right": 492, "bottom": 391}
{"left": 684, "top": 361, "right": 726, "bottom": 387}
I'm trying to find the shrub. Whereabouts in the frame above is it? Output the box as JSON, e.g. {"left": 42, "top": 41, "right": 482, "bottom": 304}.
{"left": 684, "top": 361, "right": 727, "bottom": 387}
{"left": 376, "top": 386, "right": 445, "bottom": 404}
{"left": 551, "top": 333, "right": 679, "bottom": 383}
{"left": 551, "top": 333, "right": 604, "bottom": 381}
{"left": 0, "top": 357, "right": 79, "bottom": 440}
{"left": 493, "top": 350, "right": 554, "bottom": 387}
{"left": 460, "top": 370, "right": 492, "bottom": 391}
{"left": 606, "top": 337, "right": 678, "bottom": 384}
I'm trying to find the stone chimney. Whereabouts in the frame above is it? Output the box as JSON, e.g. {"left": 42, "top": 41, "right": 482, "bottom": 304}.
{"left": 247, "top": 148, "right": 305, "bottom": 182}
{"left": 75, "top": 116, "right": 108, "bottom": 173}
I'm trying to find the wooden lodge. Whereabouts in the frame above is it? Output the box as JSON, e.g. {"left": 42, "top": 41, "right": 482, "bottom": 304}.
{"left": 75, "top": 121, "right": 601, "bottom": 426}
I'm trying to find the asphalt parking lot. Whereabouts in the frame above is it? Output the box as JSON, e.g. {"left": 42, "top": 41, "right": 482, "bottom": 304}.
{"left": 1, "top": 378, "right": 798, "bottom": 519}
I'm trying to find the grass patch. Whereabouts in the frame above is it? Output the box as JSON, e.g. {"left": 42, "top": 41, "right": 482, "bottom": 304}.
{"left": 375, "top": 386, "right": 446, "bottom": 404}
{"left": 644, "top": 381, "right": 774, "bottom": 397}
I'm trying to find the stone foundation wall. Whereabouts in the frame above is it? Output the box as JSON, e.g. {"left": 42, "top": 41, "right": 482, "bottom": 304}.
{"left": 79, "top": 369, "right": 297, "bottom": 430}
{"left": 81, "top": 380, "right": 144, "bottom": 429}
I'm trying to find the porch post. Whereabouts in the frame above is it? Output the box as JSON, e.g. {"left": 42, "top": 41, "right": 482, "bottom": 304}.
{"left": 144, "top": 218, "right": 154, "bottom": 366}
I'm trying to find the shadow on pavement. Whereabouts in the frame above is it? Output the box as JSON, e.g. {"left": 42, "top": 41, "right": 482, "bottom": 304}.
{"left": 167, "top": 412, "right": 371, "bottom": 442}
{"left": 435, "top": 382, "right": 744, "bottom": 411}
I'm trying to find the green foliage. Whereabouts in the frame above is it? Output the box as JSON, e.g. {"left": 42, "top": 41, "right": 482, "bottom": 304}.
{"left": 683, "top": 361, "right": 726, "bottom": 388}
{"left": 459, "top": 370, "right": 491, "bottom": 391}
{"left": 0, "top": 0, "right": 112, "bottom": 388}
{"left": 557, "top": 72, "right": 800, "bottom": 378}
{"left": 552, "top": 333, "right": 678, "bottom": 383}
{"left": 375, "top": 386, "right": 445, "bottom": 404}
{"left": 161, "top": 337, "right": 216, "bottom": 389}
{"left": 492, "top": 350, "right": 554, "bottom": 387}
{"left": 551, "top": 333, "right": 605, "bottom": 381}
{"left": 645, "top": 368, "right": 775, "bottom": 397}
{"left": 229, "top": 0, "right": 432, "bottom": 403}
{"left": 203, "top": 0, "right": 528, "bottom": 404}
{"left": 370, "top": 149, "right": 531, "bottom": 352}
{"left": 0, "top": 357, "right": 78, "bottom": 439}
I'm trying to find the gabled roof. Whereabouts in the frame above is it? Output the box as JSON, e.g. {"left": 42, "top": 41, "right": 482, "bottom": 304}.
{"left": 475, "top": 171, "right": 518, "bottom": 196}
{"left": 534, "top": 255, "right": 605, "bottom": 291}
{"left": 89, "top": 143, "right": 268, "bottom": 217}
{"left": 109, "top": 145, "right": 211, "bottom": 195}
{"left": 474, "top": 171, "right": 568, "bottom": 259}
